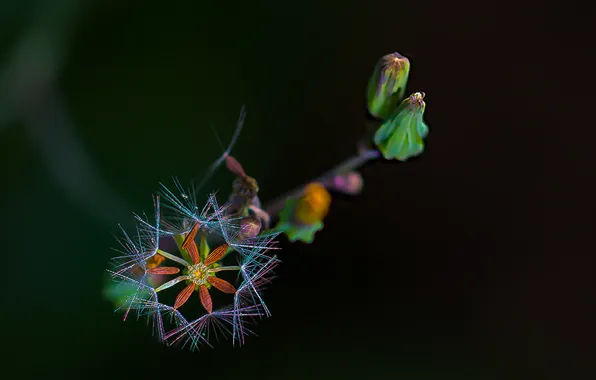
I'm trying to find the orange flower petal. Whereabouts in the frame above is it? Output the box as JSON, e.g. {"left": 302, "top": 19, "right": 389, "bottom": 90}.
{"left": 199, "top": 285, "right": 213, "bottom": 314}
{"left": 181, "top": 223, "right": 199, "bottom": 250}
{"left": 146, "top": 266, "right": 180, "bottom": 275}
{"left": 203, "top": 243, "right": 229, "bottom": 266}
{"left": 186, "top": 240, "right": 200, "bottom": 265}
{"left": 207, "top": 276, "right": 236, "bottom": 294}
{"left": 173, "top": 283, "right": 195, "bottom": 310}
{"left": 295, "top": 182, "right": 331, "bottom": 224}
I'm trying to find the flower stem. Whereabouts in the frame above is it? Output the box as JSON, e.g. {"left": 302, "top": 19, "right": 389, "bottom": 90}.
{"left": 157, "top": 249, "right": 190, "bottom": 267}
{"left": 209, "top": 265, "right": 241, "bottom": 273}
{"left": 264, "top": 148, "right": 381, "bottom": 218}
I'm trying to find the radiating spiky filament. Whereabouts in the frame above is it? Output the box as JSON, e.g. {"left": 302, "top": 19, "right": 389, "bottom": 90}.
{"left": 146, "top": 267, "right": 180, "bottom": 275}
{"left": 106, "top": 269, "right": 165, "bottom": 341}
{"left": 174, "top": 283, "right": 195, "bottom": 310}
{"left": 164, "top": 305, "right": 260, "bottom": 351}
{"left": 159, "top": 181, "right": 231, "bottom": 236}
{"left": 207, "top": 276, "right": 236, "bottom": 294}
{"left": 235, "top": 254, "right": 279, "bottom": 319}
{"left": 192, "top": 106, "right": 246, "bottom": 196}
{"left": 185, "top": 240, "right": 200, "bottom": 265}
{"left": 203, "top": 243, "right": 229, "bottom": 266}
{"left": 111, "top": 197, "right": 162, "bottom": 271}
{"left": 199, "top": 285, "right": 213, "bottom": 313}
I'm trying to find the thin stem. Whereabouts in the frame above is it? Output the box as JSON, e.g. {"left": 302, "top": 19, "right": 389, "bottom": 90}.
{"left": 155, "top": 276, "right": 190, "bottom": 292}
{"left": 208, "top": 266, "right": 241, "bottom": 273}
{"left": 157, "top": 249, "right": 190, "bottom": 267}
{"left": 264, "top": 149, "right": 381, "bottom": 217}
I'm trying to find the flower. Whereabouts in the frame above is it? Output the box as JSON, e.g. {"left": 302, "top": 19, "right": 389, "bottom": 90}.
{"left": 104, "top": 108, "right": 286, "bottom": 351}
{"left": 373, "top": 91, "right": 429, "bottom": 161}
{"left": 106, "top": 187, "right": 281, "bottom": 351}
{"left": 162, "top": 250, "right": 280, "bottom": 350}
{"left": 153, "top": 236, "right": 238, "bottom": 313}
{"left": 367, "top": 52, "right": 410, "bottom": 120}
{"left": 276, "top": 182, "right": 331, "bottom": 243}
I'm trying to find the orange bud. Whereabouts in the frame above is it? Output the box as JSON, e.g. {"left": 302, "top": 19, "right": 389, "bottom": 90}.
{"left": 146, "top": 253, "right": 166, "bottom": 269}
{"left": 295, "top": 182, "right": 331, "bottom": 225}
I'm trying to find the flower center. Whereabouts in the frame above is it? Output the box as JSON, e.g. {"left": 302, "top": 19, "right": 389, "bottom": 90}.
{"left": 187, "top": 263, "right": 209, "bottom": 285}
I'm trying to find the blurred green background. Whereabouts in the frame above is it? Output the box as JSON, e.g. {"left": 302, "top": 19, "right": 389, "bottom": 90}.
{"left": 1, "top": 0, "right": 593, "bottom": 378}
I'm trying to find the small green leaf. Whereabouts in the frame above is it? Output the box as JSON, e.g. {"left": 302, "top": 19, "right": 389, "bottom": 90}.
{"left": 103, "top": 281, "right": 151, "bottom": 308}
{"left": 283, "top": 220, "right": 324, "bottom": 244}
{"left": 173, "top": 234, "right": 193, "bottom": 264}
{"left": 199, "top": 231, "right": 210, "bottom": 261}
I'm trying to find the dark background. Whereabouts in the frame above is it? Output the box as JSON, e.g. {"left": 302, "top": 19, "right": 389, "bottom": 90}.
{"left": 0, "top": 0, "right": 594, "bottom": 378}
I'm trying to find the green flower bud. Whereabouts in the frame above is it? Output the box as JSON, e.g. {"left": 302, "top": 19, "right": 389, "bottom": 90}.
{"left": 373, "top": 92, "right": 429, "bottom": 161}
{"left": 367, "top": 52, "right": 410, "bottom": 120}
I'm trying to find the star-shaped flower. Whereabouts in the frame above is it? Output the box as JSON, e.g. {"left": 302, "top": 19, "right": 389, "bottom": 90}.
{"left": 152, "top": 224, "right": 239, "bottom": 313}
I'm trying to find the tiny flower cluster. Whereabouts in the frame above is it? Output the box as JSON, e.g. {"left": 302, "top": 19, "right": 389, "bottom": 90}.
{"left": 105, "top": 180, "right": 281, "bottom": 351}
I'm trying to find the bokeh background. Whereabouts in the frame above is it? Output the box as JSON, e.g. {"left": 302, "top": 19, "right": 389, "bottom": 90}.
{"left": 1, "top": 0, "right": 594, "bottom": 378}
